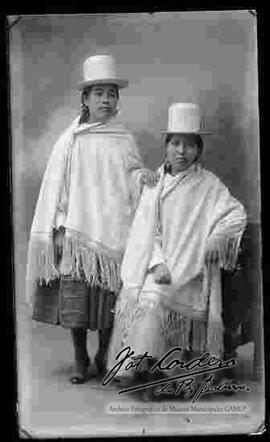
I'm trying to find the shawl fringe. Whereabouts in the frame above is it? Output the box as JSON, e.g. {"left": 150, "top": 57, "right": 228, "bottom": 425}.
{"left": 206, "top": 318, "right": 224, "bottom": 357}
{"left": 206, "top": 235, "right": 242, "bottom": 271}
{"left": 25, "top": 236, "right": 59, "bottom": 303}
{"left": 26, "top": 236, "right": 59, "bottom": 285}
{"left": 115, "top": 292, "right": 141, "bottom": 341}
{"left": 162, "top": 314, "right": 192, "bottom": 351}
{"left": 163, "top": 317, "right": 223, "bottom": 358}
{"left": 114, "top": 293, "right": 224, "bottom": 357}
{"left": 26, "top": 234, "right": 122, "bottom": 303}
{"left": 60, "top": 236, "right": 122, "bottom": 293}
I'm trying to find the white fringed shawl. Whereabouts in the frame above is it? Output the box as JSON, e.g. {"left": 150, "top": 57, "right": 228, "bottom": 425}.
{"left": 26, "top": 117, "right": 144, "bottom": 303}
{"left": 110, "top": 164, "right": 247, "bottom": 360}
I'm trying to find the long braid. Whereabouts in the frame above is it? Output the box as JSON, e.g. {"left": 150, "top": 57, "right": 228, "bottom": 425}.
{"left": 79, "top": 102, "right": 90, "bottom": 125}
{"left": 79, "top": 90, "right": 90, "bottom": 124}
{"left": 79, "top": 86, "right": 91, "bottom": 125}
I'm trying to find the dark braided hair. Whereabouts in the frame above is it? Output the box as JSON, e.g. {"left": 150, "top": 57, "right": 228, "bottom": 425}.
{"left": 79, "top": 84, "right": 120, "bottom": 125}
{"left": 79, "top": 86, "right": 92, "bottom": 124}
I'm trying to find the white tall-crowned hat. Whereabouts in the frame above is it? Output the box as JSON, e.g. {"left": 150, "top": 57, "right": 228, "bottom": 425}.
{"left": 78, "top": 54, "right": 129, "bottom": 90}
{"left": 162, "top": 103, "right": 211, "bottom": 134}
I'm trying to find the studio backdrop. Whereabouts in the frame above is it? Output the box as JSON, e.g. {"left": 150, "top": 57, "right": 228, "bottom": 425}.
{"left": 9, "top": 10, "right": 263, "bottom": 437}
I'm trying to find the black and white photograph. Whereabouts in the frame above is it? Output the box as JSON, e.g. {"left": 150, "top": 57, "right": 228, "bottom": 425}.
{"left": 8, "top": 10, "right": 265, "bottom": 437}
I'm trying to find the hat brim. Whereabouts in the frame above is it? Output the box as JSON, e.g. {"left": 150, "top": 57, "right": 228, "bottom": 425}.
{"left": 161, "top": 130, "right": 212, "bottom": 135}
{"left": 78, "top": 78, "right": 129, "bottom": 90}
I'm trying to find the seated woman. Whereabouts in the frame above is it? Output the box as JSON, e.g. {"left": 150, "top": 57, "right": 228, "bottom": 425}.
{"left": 106, "top": 103, "right": 247, "bottom": 400}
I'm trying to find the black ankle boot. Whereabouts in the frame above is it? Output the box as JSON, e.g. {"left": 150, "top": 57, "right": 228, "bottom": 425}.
{"left": 95, "top": 328, "right": 112, "bottom": 376}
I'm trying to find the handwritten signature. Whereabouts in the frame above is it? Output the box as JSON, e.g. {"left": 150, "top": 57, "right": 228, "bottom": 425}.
{"left": 154, "top": 374, "right": 250, "bottom": 402}
{"left": 102, "top": 346, "right": 250, "bottom": 402}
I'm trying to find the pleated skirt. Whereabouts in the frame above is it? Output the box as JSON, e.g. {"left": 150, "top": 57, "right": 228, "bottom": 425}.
{"left": 32, "top": 275, "right": 117, "bottom": 330}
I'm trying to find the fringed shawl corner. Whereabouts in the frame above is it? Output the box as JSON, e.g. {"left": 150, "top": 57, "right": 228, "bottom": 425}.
{"left": 205, "top": 234, "right": 243, "bottom": 271}
{"left": 110, "top": 272, "right": 225, "bottom": 363}
{"left": 25, "top": 234, "right": 59, "bottom": 303}
{"left": 112, "top": 291, "right": 224, "bottom": 358}
{"left": 60, "top": 235, "right": 122, "bottom": 294}
{"left": 161, "top": 314, "right": 224, "bottom": 358}
{"left": 26, "top": 231, "right": 123, "bottom": 304}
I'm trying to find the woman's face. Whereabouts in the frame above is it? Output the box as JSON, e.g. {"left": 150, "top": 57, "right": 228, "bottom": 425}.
{"left": 166, "top": 134, "right": 200, "bottom": 173}
{"left": 84, "top": 83, "right": 118, "bottom": 123}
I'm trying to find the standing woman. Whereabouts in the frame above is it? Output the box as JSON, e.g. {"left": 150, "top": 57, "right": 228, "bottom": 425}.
{"left": 26, "top": 54, "right": 156, "bottom": 384}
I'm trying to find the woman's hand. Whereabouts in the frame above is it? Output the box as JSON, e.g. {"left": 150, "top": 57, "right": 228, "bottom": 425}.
{"left": 153, "top": 263, "right": 172, "bottom": 285}
{"left": 140, "top": 169, "right": 160, "bottom": 188}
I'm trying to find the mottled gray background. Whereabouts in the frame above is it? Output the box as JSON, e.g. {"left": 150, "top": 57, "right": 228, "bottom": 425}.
{"left": 10, "top": 11, "right": 260, "bottom": 306}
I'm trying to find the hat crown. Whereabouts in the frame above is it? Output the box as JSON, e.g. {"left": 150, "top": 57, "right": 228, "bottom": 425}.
{"left": 83, "top": 54, "right": 117, "bottom": 83}
{"left": 78, "top": 54, "right": 128, "bottom": 89}
{"left": 167, "top": 103, "right": 201, "bottom": 133}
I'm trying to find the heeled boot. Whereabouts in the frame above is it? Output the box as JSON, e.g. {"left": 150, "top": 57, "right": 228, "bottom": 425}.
{"left": 95, "top": 327, "right": 113, "bottom": 376}
{"left": 70, "top": 327, "right": 90, "bottom": 384}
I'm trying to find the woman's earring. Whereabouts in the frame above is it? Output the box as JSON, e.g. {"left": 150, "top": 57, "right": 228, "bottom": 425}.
{"left": 194, "top": 154, "right": 202, "bottom": 171}
{"left": 115, "top": 101, "right": 121, "bottom": 116}
{"left": 164, "top": 159, "right": 172, "bottom": 173}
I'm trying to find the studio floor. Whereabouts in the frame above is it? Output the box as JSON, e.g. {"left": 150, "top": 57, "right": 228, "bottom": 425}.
{"left": 17, "top": 304, "right": 265, "bottom": 438}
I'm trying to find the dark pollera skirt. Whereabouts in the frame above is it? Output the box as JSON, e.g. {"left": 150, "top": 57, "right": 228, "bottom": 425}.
{"left": 32, "top": 275, "right": 117, "bottom": 330}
